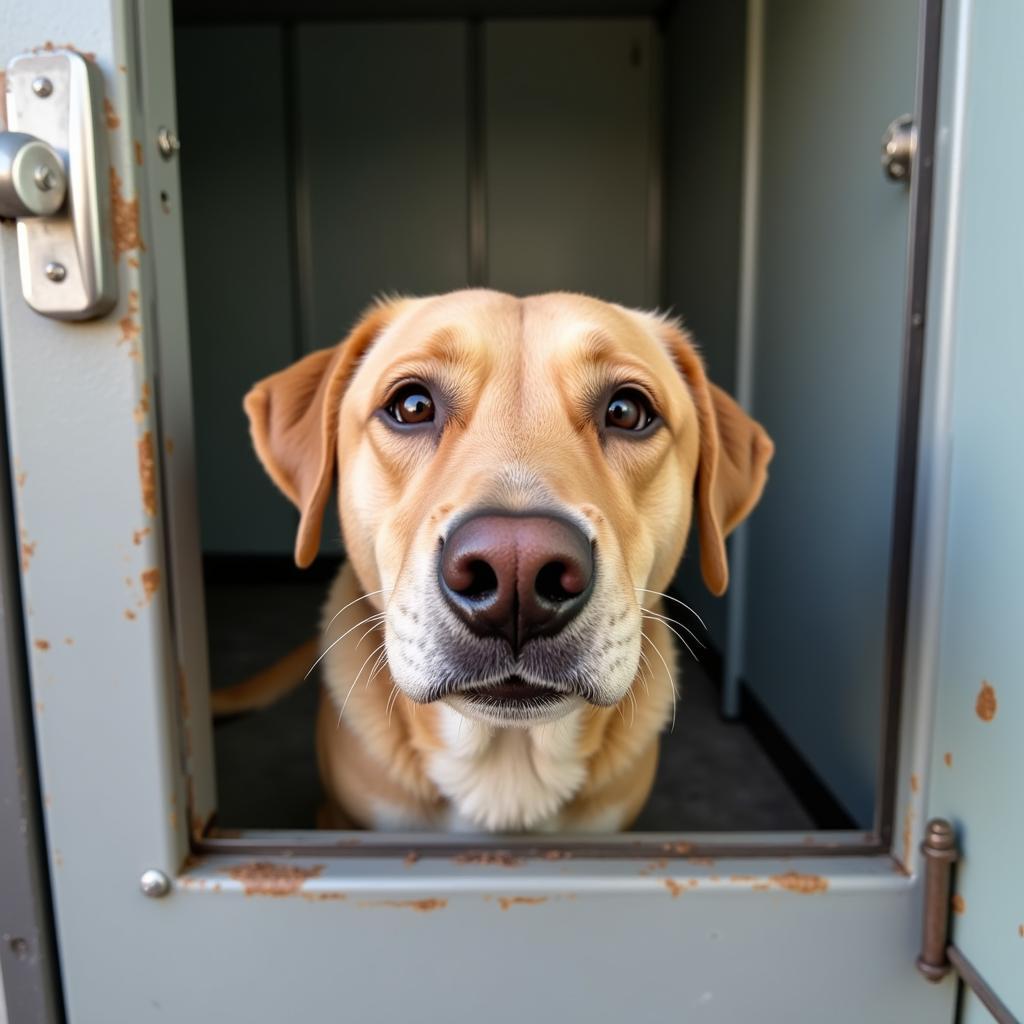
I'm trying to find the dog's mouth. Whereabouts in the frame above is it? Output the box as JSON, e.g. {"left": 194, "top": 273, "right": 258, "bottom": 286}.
{"left": 451, "top": 675, "right": 575, "bottom": 722}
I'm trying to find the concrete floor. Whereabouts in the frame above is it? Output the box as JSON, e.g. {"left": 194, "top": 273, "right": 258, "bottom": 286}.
{"left": 206, "top": 580, "right": 813, "bottom": 831}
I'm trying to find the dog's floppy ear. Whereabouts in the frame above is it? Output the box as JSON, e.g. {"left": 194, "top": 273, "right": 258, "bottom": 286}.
{"left": 660, "top": 323, "right": 774, "bottom": 596}
{"left": 244, "top": 301, "right": 399, "bottom": 568}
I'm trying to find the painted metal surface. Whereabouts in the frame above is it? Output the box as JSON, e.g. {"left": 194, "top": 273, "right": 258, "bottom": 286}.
{"left": 923, "top": 0, "right": 1024, "bottom": 1018}
{"left": 733, "top": 0, "right": 920, "bottom": 826}
{"left": 484, "top": 19, "right": 659, "bottom": 308}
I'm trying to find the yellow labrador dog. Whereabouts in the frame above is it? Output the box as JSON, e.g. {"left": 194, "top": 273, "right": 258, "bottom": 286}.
{"left": 238, "top": 289, "right": 772, "bottom": 833}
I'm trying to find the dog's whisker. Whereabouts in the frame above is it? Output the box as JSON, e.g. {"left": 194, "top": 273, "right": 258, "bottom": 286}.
{"left": 323, "top": 587, "right": 395, "bottom": 633}
{"left": 641, "top": 608, "right": 705, "bottom": 648}
{"left": 306, "top": 612, "right": 387, "bottom": 680}
{"left": 337, "top": 641, "right": 388, "bottom": 722}
{"left": 633, "top": 587, "right": 707, "bottom": 632}
{"left": 641, "top": 612, "right": 699, "bottom": 664}
{"left": 642, "top": 628, "right": 677, "bottom": 732}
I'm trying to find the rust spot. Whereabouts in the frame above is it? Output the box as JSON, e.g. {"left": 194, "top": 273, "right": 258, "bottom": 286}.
{"left": 110, "top": 167, "right": 145, "bottom": 260}
{"left": 541, "top": 849, "right": 571, "bottom": 860}
{"left": 124, "top": 609, "right": 136, "bottom": 621}
{"left": 63, "top": 637, "right": 73, "bottom": 646}
{"left": 360, "top": 898, "right": 447, "bottom": 913}
{"left": 133, "top": 139, "right": 144, "bottom": 165}
{"left": 752, "top": 882, "right": 771, "bottom": 892}
{"left": 133, "top": 381, "right": 150, "bottom": 423}
{"left": 976, "top": 681, "right": 997, "bottom": 722}
{"left": 769, "top": 872, "right": 828, "bottom": 894}
{"left": 35, "top": 700, "right": 44, "bottom": 713}
{"left": 952, "top": 893, "right": 966, "bottom": 915}
{"left": 225, "top": 862, "right": 324, "bottom": 897}
{"left": 663, "top": 878, "right": 685, "bottom": 898}
{"left": 403, "top": 851, "right": 420, "bottom": 866}
{"left": 140, "top": 567, "right": 160, "bottom": 603}
{"left": 944, "top": 752, "right": 953, "bottom": 768}
{"left": 302, "top": 891, "right": 348, "bottom": 902}
{"left": 1018, "top": 924, "right": 1023, "bottom": 938}
{"left": 133, "top": 527, "right": 151, "bottom": 545}
{"left": 103, "top": 97, "right": 120, "bottom": 130}
{"left": 688, "top": 856, "right": 715, "bottom": 867}
{"left": 661, "top": 841, "right": 693, "bottom": 855}
{"left": 128, "top": 256, "right": 140, "bottom": 269}
{"left": 118, "top": 315, "right": 141, "bottom": 345}
{"left": 497, "top": 896, "right": 547, "bottom": 910}
{"left": 21, "top": 538, "right": 36, "bottom": 571}
{"left": 137, "top": 432, "right": 157, "bottom": 517}
{"left": 910, "top": 773, "right": 920, "bottom": 794}
{"left": 15, "top": 469, "right": 26, "bottom": 489}
{"left": 453, "top": 850, "right": 523, "bottom": 868}
{"left": 34, "top": 638, "right": 49, "bottom": 651}
{"left": 729, "top": 874, "right": 758, "bottom": 883}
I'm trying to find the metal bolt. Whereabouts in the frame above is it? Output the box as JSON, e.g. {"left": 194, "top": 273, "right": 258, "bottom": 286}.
{"left": 140, "top": 868, "right": 172, "bottom": 898}
{"left": 44, "top": 262, "right": 66, "bottom": 283}
{"left": 31, "top": 76, "right": 53, "bottom": 98}
{"left": 156, "top": 126, "right": 180, "bottom": 161}
{"left": 34, "top": 164, "right": 56, "bottom": 191}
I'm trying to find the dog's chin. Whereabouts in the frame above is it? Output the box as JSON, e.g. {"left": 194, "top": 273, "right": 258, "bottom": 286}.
{"left": 444, "top": 677, "right": 582, "bottom": 727}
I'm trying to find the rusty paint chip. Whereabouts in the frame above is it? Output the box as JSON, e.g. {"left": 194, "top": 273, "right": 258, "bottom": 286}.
{"left": 225, "top": 861, "right": 324, "bottom": 897}
{"left": 769, "top": 872, "right": 828, "bottom": 894}
{"left": 453, "top": 850, "right": 523, "bottom": 868}
{"left": 137, "top": 432, "right": 157, "bottom": 517}
{"left": 34, "top": 638, "right": 49, "bottom": 651}
{"left": 403, "top": 851, "right": 420, "bottom": 866}
{"left": 943, "top": 752, "right": 953, "bottom": 768}
{"left": 497, "top": 896, "right": 547, "bottom": 910}
{"left": 663, "top": 878, "right": 685, "bottom": 898}
{"left": 975, "top": 680, "right": 997, "bottom": 722}
{"left": 360, "top": 898, "right": 447, "bottom": 913}
{"left": 952, "top": 893, "right": 966, "bottom": 915}
{"left": 103, "top": 97, "right": 120, "bottom": 130}
{"left": 132, "top": 527, "right": 151, "bottom": 546}
{"left": 110, "top": 167, "right": 145, "bottom": 259}
{"left": 140, "top": 567, "right": 160, "bottom": 603}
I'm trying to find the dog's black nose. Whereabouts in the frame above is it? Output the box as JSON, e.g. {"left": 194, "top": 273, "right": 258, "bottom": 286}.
{"left": 439, "top": 513, "right": 594, "bottom": 650}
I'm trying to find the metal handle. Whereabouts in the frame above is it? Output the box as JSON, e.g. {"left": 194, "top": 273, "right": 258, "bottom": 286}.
{"left": 882, "top": 114, "right": 917, "bottom": 183}
{"left": 0, "top": 132, "right": 67, "bottom": 218}
{"left": 3, "top": 51, "right": 116, "bottom": 320}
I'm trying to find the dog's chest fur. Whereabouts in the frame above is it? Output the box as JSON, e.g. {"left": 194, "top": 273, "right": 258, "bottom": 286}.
{"left": 426, "top": 704, "right": 589, "bottom": 832}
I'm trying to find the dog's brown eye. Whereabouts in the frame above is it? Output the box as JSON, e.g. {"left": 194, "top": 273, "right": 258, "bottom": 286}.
{"left": 606, "top": 389, "right": 654, "bottom": 432}
{"left": 388, "top": 384, "right": 435, "bottom": 425}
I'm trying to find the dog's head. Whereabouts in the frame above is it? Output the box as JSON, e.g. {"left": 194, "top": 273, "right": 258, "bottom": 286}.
{"left": 245, "top": 290, "right": 772, "bottom": 726}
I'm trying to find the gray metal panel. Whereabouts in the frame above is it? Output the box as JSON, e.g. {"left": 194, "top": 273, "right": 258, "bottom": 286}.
{"left": 664, "top": 0, "right": 748, "bottom": 651}
{"left": 295, "top": 21, "right": 470, "bottom": 350}
{"left": 484, "top": 19, "right": 657, "bottom": 307}
{"left": 0, "top": 365, "right": 61, "bottom": 1024}
{"left": 176, "top": 26, "right": 299, "bottom": 555}
{"left": 925, "top": 0, "right": 1024, "bottom": 1016}
{"left": 739, "top": 0, "right": 919, "bottom": 826}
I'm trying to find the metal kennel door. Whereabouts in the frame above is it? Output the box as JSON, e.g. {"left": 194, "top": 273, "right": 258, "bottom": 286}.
{"left": 0, "top": 0, "right": 1009, "bottom": 1020}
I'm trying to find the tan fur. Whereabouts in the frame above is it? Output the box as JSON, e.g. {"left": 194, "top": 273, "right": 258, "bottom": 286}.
{"left": 235, "top": 290, "right": 772, "bottom": 832}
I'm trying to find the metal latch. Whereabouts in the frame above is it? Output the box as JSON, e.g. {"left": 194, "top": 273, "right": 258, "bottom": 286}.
{"left": 882, "top": 114, "right": 916, "bottom": 184}
{"left": 0, "top": 51, "right": 116, "bottom": 320}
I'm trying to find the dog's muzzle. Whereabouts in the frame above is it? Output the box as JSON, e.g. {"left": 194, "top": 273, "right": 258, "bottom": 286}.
{"left": 438, "top": 512, "right": 594, "bottom": 654}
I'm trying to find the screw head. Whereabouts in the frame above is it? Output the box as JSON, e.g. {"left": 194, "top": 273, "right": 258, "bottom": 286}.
{"left": 44, "top": 262, "right": 66, "bottom": 283}
{"left": 31, "top": 77, "right": 53, "bottom": 98}
{"left": 156, "top": 126, "right": 180, "bottom": 160}
{"left": 34, "top": 165, "right": 56, "bottom": 192}
{"left": 140, "top": 868, "right": 172, "bottom": 898}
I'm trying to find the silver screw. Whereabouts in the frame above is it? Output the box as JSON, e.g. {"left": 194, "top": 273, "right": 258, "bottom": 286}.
{"left": 34, "top": 165, "right": 56, "bottom": 192}
{"left": 31, "top": 77, "right": 53, "bottom": 98}
{"left": 139, "top": 868, "right": 172, "bottom": 898}
{"left": 156, "top": 126, "right": 180, "bottom": 161}
{"left": 44, "top": 262, "right": 66, "bottom": 283}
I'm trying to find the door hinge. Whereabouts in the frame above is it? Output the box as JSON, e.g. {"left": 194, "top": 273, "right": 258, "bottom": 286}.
{"left": 917, "top": 818, "right": 958, "bottom": 981}
{"left": 0, "top": 50, "right": 117, "bottom": 320}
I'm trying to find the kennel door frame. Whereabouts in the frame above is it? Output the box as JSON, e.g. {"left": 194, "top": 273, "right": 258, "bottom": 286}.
{"left": 0, "top": 0, "right": 968, "bottom": 1020}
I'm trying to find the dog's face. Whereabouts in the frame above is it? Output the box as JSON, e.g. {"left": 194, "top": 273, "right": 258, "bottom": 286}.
{"left": 246, "top": 290, "right": 772, "bottom": 727}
